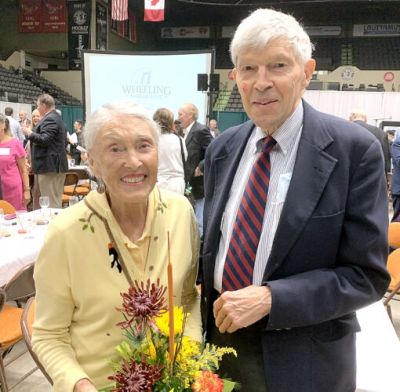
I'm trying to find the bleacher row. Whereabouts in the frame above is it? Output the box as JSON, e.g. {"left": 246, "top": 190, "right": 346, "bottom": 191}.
{"left": 215, "top": 37, "right": 400, "bottom": 71}
{"left": 0, "top": 64, "right": 81, "bottom": 106}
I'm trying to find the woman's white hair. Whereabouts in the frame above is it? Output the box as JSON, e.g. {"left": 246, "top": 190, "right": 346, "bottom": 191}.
{"left": 84, "top": 101, "right": 160, "bottom": 151}
{"left": 230, "top": 8, "right": 313, "bottom": 66}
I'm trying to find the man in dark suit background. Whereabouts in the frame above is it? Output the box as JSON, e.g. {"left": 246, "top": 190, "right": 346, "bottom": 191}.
{"left": 350, "top": 109, "right": 391, "bottom": 179}
{"left": 22, "top": 94, "right": 68, "bottom": 208}
{"left": 202, "top": 8, "right": 389, "bottom": 392}
{"left": 178, "top": 102, "right": 213, "bottom": 236}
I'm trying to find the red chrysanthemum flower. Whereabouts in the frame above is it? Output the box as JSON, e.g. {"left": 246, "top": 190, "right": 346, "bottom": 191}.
{"left": 192, "top": 370, "right": 224, "bottom": 392}
{"left": 117, "top": 278, "right": 167, "bottom": 330}
{"left": 109, "top": 360, "right": 163, "bottom": 392}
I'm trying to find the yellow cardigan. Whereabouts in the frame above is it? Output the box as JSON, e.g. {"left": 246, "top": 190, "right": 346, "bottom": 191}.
{"left": 32, "top": 188, "right": 201, "bottom": 391}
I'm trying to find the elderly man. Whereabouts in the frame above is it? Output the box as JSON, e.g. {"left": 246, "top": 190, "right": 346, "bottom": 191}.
{"left": 22, "top": 94, "right": 68, "bottom": 208}
{"left": 19, "top": 109, "right": 31, "bottom": 129}
{"left": 178, "top": 103, "right": 212, "bottom": 236}
{"left": 201, "top": 8, "right": 389, "bottom": 392}
{"left": 209, "top": 119, "right": 220, "bottom": 138}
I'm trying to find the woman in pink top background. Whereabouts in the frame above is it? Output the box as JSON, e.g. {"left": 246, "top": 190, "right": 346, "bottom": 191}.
{"left": 0, "top": 114, "right": 30, "bottom": 210}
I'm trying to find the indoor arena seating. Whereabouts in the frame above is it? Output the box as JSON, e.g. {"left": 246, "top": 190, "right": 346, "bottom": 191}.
{"left": 352, "top": 37, "right": 400, "bottom": 70}
{"left": 22, "top": 70, "right": 81, "bottom": 106}
{"left": 0, "top": 64, "right": 81, "bottom": 106}
{"left": 224, "top": 85, "right": 244, "bottom": 112}
{"left": 0, "top": 65, "right": 42, "bottom": 105}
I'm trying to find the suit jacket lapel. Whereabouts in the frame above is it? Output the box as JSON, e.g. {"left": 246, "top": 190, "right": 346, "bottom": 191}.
{"left": 263, "top": 102, "right": 338, "bottom": 280}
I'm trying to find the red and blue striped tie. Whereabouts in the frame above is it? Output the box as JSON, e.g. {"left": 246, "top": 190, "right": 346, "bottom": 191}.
{"left": 222, "top": 136, "right": 276, "bottom": 291}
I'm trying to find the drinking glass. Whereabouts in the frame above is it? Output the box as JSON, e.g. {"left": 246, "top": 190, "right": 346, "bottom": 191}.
{"left": 69, "top": 158, "right": 75, "bottom": 167}
{"left": 39, "top": 196, "right": 50, "bottom": 221}
{"left": 69, "top": 196, "right": 79, "bottom": 207}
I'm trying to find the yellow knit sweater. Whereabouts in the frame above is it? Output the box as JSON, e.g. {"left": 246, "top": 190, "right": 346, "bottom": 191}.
{"left": 32, "top": 188, "right": 201, "bottom": 391}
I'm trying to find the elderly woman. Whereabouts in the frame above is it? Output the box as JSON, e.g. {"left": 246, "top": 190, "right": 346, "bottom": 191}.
{"left": 32, "top": 102, "right": 201, "bottom": 392}
{"left": 153, "top": 108, "right": 187, "bottom": 195}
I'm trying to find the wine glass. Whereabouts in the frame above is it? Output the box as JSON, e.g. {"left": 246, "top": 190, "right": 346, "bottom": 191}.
{"left": 69, "top": 196, "right": 79, "bottom": 207}
{"left": 39, "top": 196, "right": 50, "bottom": 221}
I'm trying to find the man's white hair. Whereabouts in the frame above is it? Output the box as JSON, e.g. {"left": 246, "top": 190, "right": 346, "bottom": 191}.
{"left": 230, "top": 8, "right": 313, "bottom": 67}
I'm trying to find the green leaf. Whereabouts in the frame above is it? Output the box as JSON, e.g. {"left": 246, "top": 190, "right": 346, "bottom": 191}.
{"left": 78, "top": 218, "right": 86, "bottom": 222}
{"left": 82, "top": 224, "right": 88, "bottom": 230}
{"left": 223, "top": 379, "right": 237, "bottom": 392}
{"left": 90, "top": 225, "right": 95, "bottom": 233}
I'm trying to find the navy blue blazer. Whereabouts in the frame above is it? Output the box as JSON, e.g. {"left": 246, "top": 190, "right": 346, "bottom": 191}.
{"left": 202, "top": 101, "right": 390, "bottom": 392}
{"left": 185, "top": 121, "right": 213, "bottom": 199}
{"left": 29, "top": 110, "right": 68, "bottom": 174}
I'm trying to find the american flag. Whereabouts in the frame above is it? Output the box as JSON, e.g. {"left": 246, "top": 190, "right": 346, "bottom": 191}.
{"left": 112, "top": 0, "right": 128, "bottom": 21}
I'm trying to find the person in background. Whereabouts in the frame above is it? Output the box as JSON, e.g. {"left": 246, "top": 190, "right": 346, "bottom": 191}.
{"left": 174, "top": 119, "right": 184, "bottom": 138}
{"left": 22, "top": 94, "right": 68, "bottom": 209}
{"left": 153, "top": 108, "right": 187, "bottom": 195}
{"left": 68, "top": 120, "right": 85, "bottom": 165}
{"left": 19, "top": 109, "right": 31, "bottom": 129}
{"left": 349, "top": 109, "right": 390, "bottom": 179}
{"left": 0, "top": 114, "right": 30, "bottom": 210}
{"left": 178, "top": 103, "right": 213, "bottom": 236}
{"left": 209, "top": 119, "right": 220, "bottom": 138}
{"left": 390, "top": 132, "right": 400, "bottom": 221}
{"left": 387, "top": 129, "right": 395, "bottom": 148}
{"left": 32, "top": 101, "right": 201, "bottom": 392}
{"left": 202, "top": 8, "right": 389, "bottom": 392}
{"left": 25, "top": 109, "right": 43, "bottom": 210}
{"left": 5, "top": 106, "right": 24, "bottom": 143}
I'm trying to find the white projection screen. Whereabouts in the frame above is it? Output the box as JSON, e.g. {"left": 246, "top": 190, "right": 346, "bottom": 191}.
{"left": 82, "top": 50, "right": 213, "bottom": 122}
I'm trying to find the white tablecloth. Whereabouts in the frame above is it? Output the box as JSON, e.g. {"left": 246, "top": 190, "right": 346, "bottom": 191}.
{"left": 0, "top": 209, "right": 60, "bottom": 286}
{"left": 356, "top": 300, "right": 400, "bottom": 391}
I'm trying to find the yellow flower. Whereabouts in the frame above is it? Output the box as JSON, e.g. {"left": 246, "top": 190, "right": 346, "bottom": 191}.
{"left": 155, "top": 306, "right": 186, "bottom": 336}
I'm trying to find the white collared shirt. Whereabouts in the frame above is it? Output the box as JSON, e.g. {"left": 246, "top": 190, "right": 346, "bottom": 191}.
{"left": 183, "top": 121, "right": 195, "bottom": 141}
{"left": 214, "top": 102, "right": 304, "bottom": 292}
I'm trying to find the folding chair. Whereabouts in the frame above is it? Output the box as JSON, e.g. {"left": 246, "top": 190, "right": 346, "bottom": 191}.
{"left": 388, "top": 222, "right": 400, "bottom": 249}
{"left": 383, "top": 248, "right": 400, "bottom": 321}
{"left": 20, "top": 298, "right": 52, "bottom": 385}
{"left": 62, "top": 172, "right": 79, "bottom": 207}
{"left": 0, "top": 201, "right": 16, "bottom": 215}
{"left": 0, "top": 289, "right": 24, "bottom": 392}
{"left": 3, "top": 262, "right": 35, "bottom": 307}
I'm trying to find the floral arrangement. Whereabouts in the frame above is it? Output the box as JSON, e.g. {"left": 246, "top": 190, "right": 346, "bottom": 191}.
{"left": 100, "top": 279, "right": 237, "bottom": 392}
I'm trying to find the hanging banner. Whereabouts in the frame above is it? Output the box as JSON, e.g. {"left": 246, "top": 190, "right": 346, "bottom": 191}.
{"left": 68, "top": 0, "right": 91, "bottom": 70}
{"left": 144, "top": 0, "right": 165, "bottom": 22}
{"left": 19, "top": 0, "right": 42, "bottom": 33}
{"left": 42, "top": 0, "right": 67, "bottom": 33}
{"left": 353, "top": 23, "right": 400, "bottom": 37}
{"left": 161, "top": 26, "right": 210, "bottom": 39}
{"left": 111, "top": 0, "right": 128, "bottom": 21}
{"left": 111, "top": 9, "right": 136, "bottom": 43}
{"left": 96, "top": 2, "right": 108, "bottom": 50}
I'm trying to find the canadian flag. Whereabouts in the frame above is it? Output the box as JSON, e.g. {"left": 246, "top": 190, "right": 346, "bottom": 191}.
{"left": 144, "top": 0, "right": 165, "bottom": 22}
{"left": 112, "top": 0, "right": 128, "bottom": 21}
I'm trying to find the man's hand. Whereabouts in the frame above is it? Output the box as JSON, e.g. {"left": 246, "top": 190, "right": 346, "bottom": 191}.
{"left": 194, "top": 166, "right": 203, "bottom": 177}
{"left": 73, "top": 378, "right": 98, "bottom": 392}
{"left": 213, "top": 285, "right": 272, "bottom": 333}
{"left": 21, "top": 125, "right": 31, "bottom": 137}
